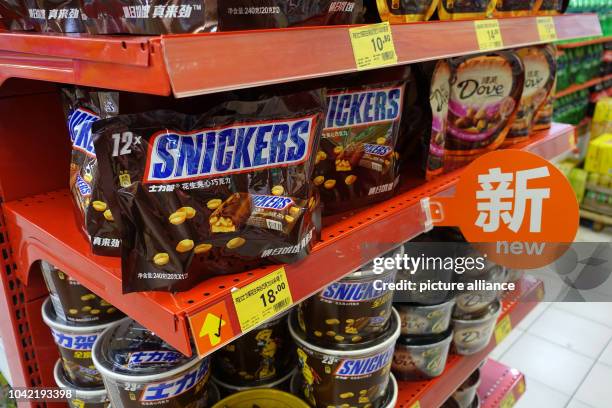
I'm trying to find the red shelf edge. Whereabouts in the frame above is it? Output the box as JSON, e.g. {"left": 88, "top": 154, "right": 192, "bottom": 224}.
{"left": 478, "top": 359, "right": 526, "bottom": 408}
{"left": 396, "top": 276, "right": 543, "bottom": 407}
{"left": 0, "top": 15, "right": 602, "bottom": 97}
{"left": 2, "top": 124, "right": 573, "bottom": 356}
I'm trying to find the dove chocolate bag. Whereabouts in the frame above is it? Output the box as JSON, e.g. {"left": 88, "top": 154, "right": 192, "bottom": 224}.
{"left": 506, "top": 45, "right": 556, "bottom": 144}
{"left": 93, "top": 90, "right": 324, "bottom": 292}
{"left": 443, "top": 52, "right": 524, "bottom": 171}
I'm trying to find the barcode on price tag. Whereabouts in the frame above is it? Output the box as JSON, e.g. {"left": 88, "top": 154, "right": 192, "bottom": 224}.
{"left": 231, "top": 267, "right": 293, "bottom": 332}
{"left": 349, "top": 22, "right": 398, "bottom": 70}
{"left": 474, "top": 19, "right": 504, "bottom": 51}
{"left": 536, "top": 16, "right": 558, "bottom": 41}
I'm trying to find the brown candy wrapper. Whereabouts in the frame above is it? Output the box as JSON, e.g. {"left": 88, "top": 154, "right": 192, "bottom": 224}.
{"left": 375, "top": 0, "right": 438, "bottom": 23}
{"left": 62, "top": 88, "right": 122, "bottom": 256}
{"left": 0, "top": 0, "right": 37, "bottom": 30}
{"left": 93, "top": 90, "right": 324, "bottom": 293}
{"left": 23, "top": 0, "right": 86, "bottom": 32}
{"left": 314, "top": 68, "right": 410, "bottom": 215}
{"left": 81, "top": 0, "right": 364, "bottom": 35}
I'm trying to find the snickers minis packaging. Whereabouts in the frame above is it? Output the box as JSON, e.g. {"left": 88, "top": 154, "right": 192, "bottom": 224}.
{"left": 24, "top": 0, "right": 86, "bottom": 32}
{"left": 94, "top": 90, "right": 325, "bottom": 293}
{"left": 0, "top": 0, "right": 37, "bottom": 30}
{"left": 81, "top": 0, "right": 364, "bottom": 34}
{"left": 314, "top": 68, "right": 409, "bottom": 215}
{"left": 62, "top": 88, "right": 123, "bottom": 257}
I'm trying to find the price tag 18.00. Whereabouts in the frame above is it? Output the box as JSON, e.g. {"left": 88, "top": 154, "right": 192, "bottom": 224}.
{"left": 231, "top": 267, "right": 293, "bottom": 332}
{"left": 536, "top": 16, "right": 558, "bottom": 42}
{"left": 349, "top": 22, "right": 398, "bottom": 70}
{"left": 474, "top": 19, "right": 504, "bottom": 51}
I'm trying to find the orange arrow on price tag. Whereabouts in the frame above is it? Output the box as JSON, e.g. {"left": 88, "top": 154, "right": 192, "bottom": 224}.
{"left": 189, "top": 301, "right": 237, "bottom": 356}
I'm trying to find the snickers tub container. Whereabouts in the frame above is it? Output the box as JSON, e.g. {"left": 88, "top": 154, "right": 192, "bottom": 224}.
{"left": 42, "top": 297, "right": 121, "bottom": 387}
{"left": 298, "top": 245, "right": 403, "bottom": 346}
{"left": 92, "top": 318, "right": 212, "bottom": 408}
{"left": 54, "top": 359, "right": 110, "bottom": 408}
{"left": 289, "top": 308, "right": 400, "bottom": 408}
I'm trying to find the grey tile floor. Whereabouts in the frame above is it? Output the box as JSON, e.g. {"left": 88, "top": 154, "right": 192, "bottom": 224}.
{"left": 488, "top": 227, "right": 612, "bottom": 408}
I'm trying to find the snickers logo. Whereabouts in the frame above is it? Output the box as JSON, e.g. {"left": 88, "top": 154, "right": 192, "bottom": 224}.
{"left": 335, "top": 347, "right": 394, "bottom": 377}
{"left": 75, "top": 174, "right": 92, "bottom": 197}
{"left": 252, "top": 195, "right": 294, "bottom": 210}
{"left": 68, "top": 108, "right": 99, "bottom": 157}
{"left": 363, "top": 143, "right": 393, "bottom": 156}
{"left": 127, "top": 350, "right": 183, "bottom": 368}
{"left": 140, "top": 358, "right": 209, "bottom": 402}
{"left": 320, "top": 274, "right": 395, "bottom": 302}
{"left": 146, "top": 117, "right": 316, "bottom": 183}
{"left": 325, "top": 87, "right": 402, "bottom": 130}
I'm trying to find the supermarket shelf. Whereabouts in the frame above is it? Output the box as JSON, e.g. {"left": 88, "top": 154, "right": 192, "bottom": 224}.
{"left": 558, "top": 35, "right": 612, "bottom": 48}
{"left": 0, "top": 14, "right": 602, "bottom": 97}
{"left": 396, "top": 276, "right": 542, "bottom": 408}
{"left": 478, "top": 359, "right": 526, "bottom": 408}
{"left": 555, "top": 74, "right": 612, "bottom": 98}
{"left": 2, "top": 123, "right": 573, "bottom": 356}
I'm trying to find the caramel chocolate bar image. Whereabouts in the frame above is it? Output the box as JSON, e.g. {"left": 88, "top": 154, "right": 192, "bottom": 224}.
{"left": 248, "top": 195, "right": 304, "bottom": 234}
{"left": 209, "top": 193, "right": 252, "bottom": 233}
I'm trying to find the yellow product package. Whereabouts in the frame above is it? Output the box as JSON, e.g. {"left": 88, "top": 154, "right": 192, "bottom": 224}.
{"left": 438, "top": 0, "right": 497, "bottom": 20}
{"left": 493, "top": 0, "right": 543, "bottom": 17}
{"left": 376, "top": 0, "right": 439, "bottom": 22}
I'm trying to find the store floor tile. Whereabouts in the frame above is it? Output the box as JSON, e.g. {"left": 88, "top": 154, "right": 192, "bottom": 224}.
{"left": 573, "top": 363, "right": 612, "bottom": 408}
{"left": 513, "top": 378, "right": 570, "bottom": 408}
{"left": 526, "top": 307, "right": 612, "bottom": 358}
{"left": 500, "top": 333, "right": 593, "bottom": 394}
{"left": 566, "top": 398, "right": 596, "bottom": 408}
{"left": 597, "top": 340, "right": 612, "bottom": 366}
{"left": 489, "top": 328, "right": 524, "bottom": 360}
{"left": 553, "top": 303, "right": 612, "bottom": 328}
{"left": 517, "top": 302, "right": 552, "bottom": 330}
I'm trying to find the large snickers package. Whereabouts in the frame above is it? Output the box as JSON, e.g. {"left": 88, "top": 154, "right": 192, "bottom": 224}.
{"left": 62, "top": 88, "right": 122, "bottom": 256}
{"left": 93, "top": 90, "right": 324, "bottom": 293}
{"left": 23, "top": 0, "right": 86, "bottom": 32}
{"left": 82, "top": 0, "right": 364, "bottom": 35}
{"left": 0, "top": 0, "right": 37, "bottom": 30}
{"left": 314, "top": 67, "right": 410, "bottom": 215}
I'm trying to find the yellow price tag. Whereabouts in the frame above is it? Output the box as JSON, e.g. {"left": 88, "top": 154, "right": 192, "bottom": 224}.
{"left": 536, "top": 17, "right": 558, "bottom": 42}
{"left": 500, "top": 392, "right": 516, "bottom": 408}
{"left": 495, "top": 315, "right": 512, "bottom": 344}
{"left": 349, "top": 22, "right": 398, "bottom": 70}
{"left": 536, "top": 285, "right": 545, "bottom": 301}
{"left": 231, "top": 267, "right": 293, "bottom": 332}
{"left": 474, "top": 20, "right": 504, "bottom": 51}
{"left": 517, "top": 378, "right": 526, "bottom": 395}
{"left": 410, "top": 402, "right": 421, "bottom": 408}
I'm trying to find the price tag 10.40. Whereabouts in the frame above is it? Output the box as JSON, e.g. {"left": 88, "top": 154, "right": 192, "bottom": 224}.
{"left": 536, "top": 16, "right": 558, "bottom": 42}
{"left": 231, "top": 267, "right": 293, "bottom": 332}
{"left": 474, "top": 19, "right": 504, "bottom": 51}
{"left": 349, "top": 22, "right": 398, "bottom": 70}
